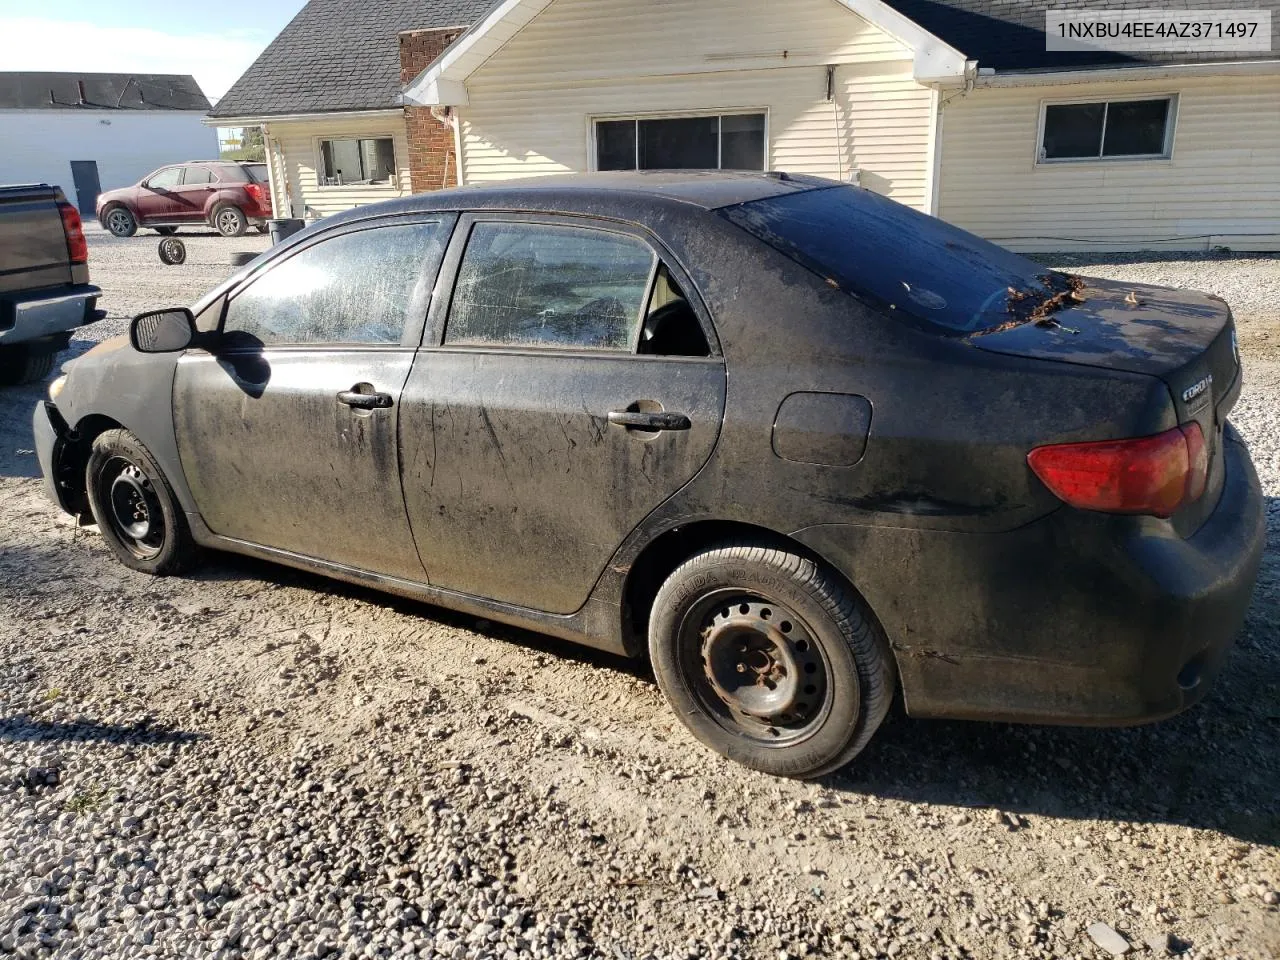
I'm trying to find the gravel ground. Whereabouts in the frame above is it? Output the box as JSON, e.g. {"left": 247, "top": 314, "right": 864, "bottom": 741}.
{"left": 0, "top": 231, "right": 1277, "bottom": 960}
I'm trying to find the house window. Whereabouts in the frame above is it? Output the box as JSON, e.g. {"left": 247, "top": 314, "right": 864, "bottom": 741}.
{"left": 1039, "top": 97, "right": 1176, "bottom": 162}
{"left": 319, "top": 137, "right": 397, "bottom": 186}
{"left": 595, "top": 113, "right": 766, "bottom": 171}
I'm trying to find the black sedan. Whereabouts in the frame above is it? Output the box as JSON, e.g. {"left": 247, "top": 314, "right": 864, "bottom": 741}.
{"left": 34, "top": 172, "right": 1265, "bottom": 778}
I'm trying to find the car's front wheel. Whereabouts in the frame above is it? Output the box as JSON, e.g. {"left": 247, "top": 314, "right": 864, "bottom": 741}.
{"left": 212, "top": 204, "right": 247, "bottom": 238}
{"left": 649, "top": 541, "right": 894, "bottom": 779}
{"left": 85, "top": 429, "right": 200, "bottom": 576}
{"left": 102, "top": 206, "right": 137, "bottom": 238}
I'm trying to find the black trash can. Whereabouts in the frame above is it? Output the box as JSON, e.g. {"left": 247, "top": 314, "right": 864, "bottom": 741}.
{"left": 267, "top": 218, "right": 306, "bottom": 245}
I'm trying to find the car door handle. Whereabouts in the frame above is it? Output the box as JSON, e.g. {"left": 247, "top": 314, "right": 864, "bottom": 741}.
{"left": 337, "top": 390, "right": 393, "bottom": 410}
{"left": 607, "top": 410, "right": 691, "bottom": 431}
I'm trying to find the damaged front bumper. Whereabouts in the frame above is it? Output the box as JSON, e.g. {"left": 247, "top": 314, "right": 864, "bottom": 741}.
{"left": 33, "top": 400, "right": 80, "bottom": 515}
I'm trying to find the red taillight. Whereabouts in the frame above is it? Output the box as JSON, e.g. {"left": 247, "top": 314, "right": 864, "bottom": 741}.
{"left": 58, "top": 202, "right": 88, "bottom": 264}
{"left": 1027, "top": 422, "right": 1208, "bottom": 519}
{"left": 244, "top": 183, "right": 270, "bottom": 213}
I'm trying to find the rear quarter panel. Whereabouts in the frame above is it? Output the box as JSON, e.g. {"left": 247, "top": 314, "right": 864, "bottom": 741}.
{"left": 647, "top": 214, "right": 1174, "bottom": 538}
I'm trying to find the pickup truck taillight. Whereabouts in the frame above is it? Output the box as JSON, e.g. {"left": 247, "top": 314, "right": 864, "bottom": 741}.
{"left": 1027, "top": 422, "right": 1207, "bottom": 519}
{"left": 57, "top": 202, "right": 88, "bottom": 264}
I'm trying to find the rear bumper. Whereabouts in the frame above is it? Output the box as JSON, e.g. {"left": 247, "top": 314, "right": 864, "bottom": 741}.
{"left": 794, "top": 425, "right": 1266, "bottom": 725}
{"left": 0, "top": 285, "right": 104, "bottom": 344}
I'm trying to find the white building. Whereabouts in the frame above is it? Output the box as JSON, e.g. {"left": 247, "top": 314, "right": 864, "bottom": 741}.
{"left": 0, "top": 72, "right": 219, "bottom": 214}
{"left": 214, "top": 0, "right": 1280, "bottom": 252}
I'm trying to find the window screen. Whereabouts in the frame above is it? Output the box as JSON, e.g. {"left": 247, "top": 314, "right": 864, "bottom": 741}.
{"left": 223, "top": 222, "right": 443, "bottom": 345}
{"left": 1041, "top": 98, "right": 1173, "bottom": 161}
{"left": 596, "top": 114, "right": 766, "bottom": 171}
{"left": 319, "top": 137, "right": 397, "bottom": 185}
{"left": 446, "top": 222, "right": 656, "bottom": 351}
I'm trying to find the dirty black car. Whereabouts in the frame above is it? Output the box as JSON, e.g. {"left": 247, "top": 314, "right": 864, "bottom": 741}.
{"left": 34, "top": 172, "right": 1265, "bottom": 778}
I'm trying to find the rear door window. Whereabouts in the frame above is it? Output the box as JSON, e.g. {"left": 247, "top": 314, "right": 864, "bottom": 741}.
{"left": 719, "top": 185, "right": 1076, "bottom": 335}
{"left": 444, "top": 221, "right": 657, "bottom": 351}
{"left": 182, "top": 167, "right": 214, "bottom": 185}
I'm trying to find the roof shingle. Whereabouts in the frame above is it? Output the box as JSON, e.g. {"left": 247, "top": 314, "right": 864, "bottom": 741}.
{"left": 210, "top": 0, "right": 492, "bottom": 119}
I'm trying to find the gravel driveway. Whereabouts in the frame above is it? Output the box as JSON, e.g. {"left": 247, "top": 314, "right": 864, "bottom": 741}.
{"left": 1, "top": 229, "right": 1277, "bottom": 960}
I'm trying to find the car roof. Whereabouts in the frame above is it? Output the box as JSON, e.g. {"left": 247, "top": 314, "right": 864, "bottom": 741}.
{"left": 324, "top": 171, "right": 837, "bottom": 228}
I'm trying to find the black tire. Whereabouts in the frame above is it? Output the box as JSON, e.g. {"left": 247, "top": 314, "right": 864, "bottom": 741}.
{"left": 103, "top": 205, "right": 137, "bottom": 238}
{"left": 649, "top": 541, "right": 895, "bottom": 779}
{"left": 85, "top": 429, "right": 200, "bottom": 576}
{"left": 154, "top": 226, "right": 178, "bottom": 236}
{"left": 158, "top": 237, "right": 187, "bottom": 265}
{"left": 0, "top": 344, "right": 58, "bottom": 386}
{"left": 212, "top": 204, "right": 247, "bottom": 238}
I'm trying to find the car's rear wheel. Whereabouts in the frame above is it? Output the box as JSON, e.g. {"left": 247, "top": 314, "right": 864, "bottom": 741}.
{"left": 649, "top": 541, "right": 894, "bottom": 779}
{"left": 85, "top": 429, "right": 200, "bottom": 576}
{"left": 103, "top": 206, "right": 137, "bottom": 238}
{"left": 153, "top": 226, "right": 178, "bottom": 236}
{"left": 212, "top": 204, "right": 247, "bottom": 238}
{"left": 0, "top": 344, "right": 57, "bottom": 386}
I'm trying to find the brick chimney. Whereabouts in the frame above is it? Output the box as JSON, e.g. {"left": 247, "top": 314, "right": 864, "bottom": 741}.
{"left": 400, "top": 28, "right": 467, "bottom": 192}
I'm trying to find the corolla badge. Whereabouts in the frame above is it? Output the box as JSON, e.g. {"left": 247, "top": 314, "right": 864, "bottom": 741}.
{"left": 1181, "top": 375, "right": 1213, "bottom": 404}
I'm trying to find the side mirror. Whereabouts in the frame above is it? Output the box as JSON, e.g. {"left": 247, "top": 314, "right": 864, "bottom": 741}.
{"left": 130, "top": 308, "right": 198, "bottom": 353}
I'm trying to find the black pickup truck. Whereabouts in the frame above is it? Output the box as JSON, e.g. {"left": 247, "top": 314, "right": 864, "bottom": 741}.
{"left": 0, "top": 184, "right": 103, "bottom": 385}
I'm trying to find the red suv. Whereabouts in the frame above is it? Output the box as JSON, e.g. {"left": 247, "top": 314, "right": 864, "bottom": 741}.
{"left": 96, "top": 161, "right": 273, "bottom": 238}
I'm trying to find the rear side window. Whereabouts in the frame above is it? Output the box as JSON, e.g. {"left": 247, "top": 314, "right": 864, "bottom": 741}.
{"left": 720, "top": 185, "right": 1075, "bottom": 335}
{"left": 445, "top": 222, "right": 656, "bottom": 351}
{"left": 223, "top": 222, "right": 445, "bottom": 345}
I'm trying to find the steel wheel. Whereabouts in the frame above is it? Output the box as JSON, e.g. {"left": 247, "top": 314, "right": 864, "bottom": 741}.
{"left": 97, "top": 456, "right": 165, "bottom": 561}
{"left": 680, "top": 590, "right": 837, "bottom": 747}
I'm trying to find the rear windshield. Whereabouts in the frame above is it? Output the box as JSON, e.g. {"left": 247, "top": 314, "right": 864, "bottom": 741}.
{"left": 245, "top": 164, "right": 269, "bottom": 184}
{"left": 719, "top": 185, "right": 1078, "bottom": 335}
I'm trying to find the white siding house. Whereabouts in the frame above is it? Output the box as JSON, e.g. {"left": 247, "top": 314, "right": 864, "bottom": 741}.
{"left": 420, "top": 0, "right": 960, "bottom": 213}
{"left": 0, "top": 73, "right": 217, "bottom": 214}
{"left": 259, "top": 112, "right": 414, "bottom": 219}
{"left": 403, "top": 0, "right": 1280, "bottom": 252}
{"left": 217, "top": 0, "right": 1280, "bottom": 252}
{"left": 937, "top": 69, "right": 1280, "bottom": 251}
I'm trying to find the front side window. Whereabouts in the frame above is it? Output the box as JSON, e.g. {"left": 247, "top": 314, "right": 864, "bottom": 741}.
{"left": 445, "top": 222, "right": 657, "bottom": 351}
{"left": 1040, "top": 97, "right": 1175, "bottom": 161}
{"left": 596, "top": 113, "right": 766, "bottom": 171}
{"left": 223, "top": 222, "right": 444, "bottom": 345}
{"left": 146, "top": 167, "right": 182, "bottom": 189}
{"left": 319, "top": 137, "right": 397, "bottom": 185}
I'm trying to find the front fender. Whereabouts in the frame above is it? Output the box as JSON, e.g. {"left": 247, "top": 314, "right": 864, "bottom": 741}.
{"left": 57, "top": 336, "right": 197, "bottom": 513}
